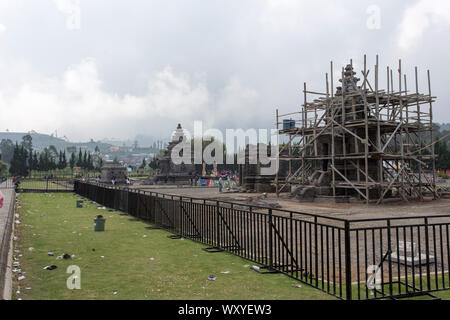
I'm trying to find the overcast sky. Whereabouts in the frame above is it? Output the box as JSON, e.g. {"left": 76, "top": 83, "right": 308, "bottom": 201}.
{"left": 0, "top": 0, "right": 449, "bottom": 142}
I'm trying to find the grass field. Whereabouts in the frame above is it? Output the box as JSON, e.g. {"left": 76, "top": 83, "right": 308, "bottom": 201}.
{"left": 12, "top": 193, "right": 333, "bottom": 300}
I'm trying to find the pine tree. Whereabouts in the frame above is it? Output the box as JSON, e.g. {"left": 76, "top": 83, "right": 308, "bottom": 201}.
{"left": 70, "top": 152, "right": 76, "bottom": 169}
{"left": 77, "top": 149, "right": 83, "bottom": 167}
{"left": 83, "top": 151, "right": 88, "bottom": 169}
{"left": 62, "top": 150, "right": 67, "bottom": 169}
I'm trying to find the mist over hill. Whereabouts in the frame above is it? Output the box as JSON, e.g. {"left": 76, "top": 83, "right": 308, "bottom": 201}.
{"left": 0, "top": 131, "right": 113, "bottom": 153}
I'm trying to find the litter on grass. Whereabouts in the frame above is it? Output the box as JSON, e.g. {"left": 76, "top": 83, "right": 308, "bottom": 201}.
{"left": 43, "top": 265, "right": 57, "bottom": 270}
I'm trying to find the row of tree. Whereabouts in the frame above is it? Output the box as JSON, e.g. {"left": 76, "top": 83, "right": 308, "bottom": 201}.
{"left": 2, "top": 135, "right": 103, "bottom": 177}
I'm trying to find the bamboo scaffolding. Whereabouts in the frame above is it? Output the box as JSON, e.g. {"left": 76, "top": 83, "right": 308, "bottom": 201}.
{"left": 275, "top": 56, "right": 438, "bottom": 204}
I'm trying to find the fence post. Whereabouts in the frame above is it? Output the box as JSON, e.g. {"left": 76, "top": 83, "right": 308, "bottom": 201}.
{"left": 216, "top": 201, "right": 221, "bottom": 249}
{"left": 344, "top": 220, "right": 352, "bottom": 301}
{"left": 179, "top": 196, "right": 183, "bottom": 236}
{"left": 387, "top": 219, "right": 393, "bottom": 297}
{"left": 46, "top": 179, "right": 49, "bottom": 193}
{"left": 424, "top": 217, "right": 431, "bottom": 291}
{"left": 269, "top": 208, "right": 273, "bottom": 270}
{"left": 314, "top": 216, "right": 319, "bottom": 288}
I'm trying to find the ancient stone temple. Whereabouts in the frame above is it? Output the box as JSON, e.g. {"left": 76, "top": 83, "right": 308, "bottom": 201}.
{"left": 146, "top": 124, "right": 196, "bottom": 185}
{"left": 239, "top": 144, "right": 288, "bottom": 193}
{"left": 100, "top": 162, "right": 128, "bottom": 184}
{"left": 276, "top": 56, "right": 437, "bottom": 204}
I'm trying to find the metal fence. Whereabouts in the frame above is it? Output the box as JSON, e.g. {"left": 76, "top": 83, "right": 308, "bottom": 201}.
{"left": 74, "top": 181, "right": 450, "bottom": 300}
{"left": 1, "top": 177, "right": 74, "bottom": 193}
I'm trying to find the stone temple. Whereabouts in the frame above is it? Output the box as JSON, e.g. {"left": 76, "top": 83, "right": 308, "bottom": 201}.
{"left": 147, "top": 124, "right": 196, "bottom": 185}
{"left": 239, "top": 144, "right": 288, "bottom": 193}
{"left": 100, "top": 162, "right": 128, "bottom": 184}
{"left": 276, "top": 57, "right": 437, "bottom": 204}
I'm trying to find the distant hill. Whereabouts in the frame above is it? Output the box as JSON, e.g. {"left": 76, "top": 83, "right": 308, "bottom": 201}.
{"left": 0, "top": 131, "right": 113, "bottom": 153}
{"left": 440, "top": 123, "right": 450, "bottom": 132}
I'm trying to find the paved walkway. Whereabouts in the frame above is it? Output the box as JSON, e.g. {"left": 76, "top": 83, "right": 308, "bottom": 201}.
{"left": 0, "top": 188, "right": 14, "bottom": 300}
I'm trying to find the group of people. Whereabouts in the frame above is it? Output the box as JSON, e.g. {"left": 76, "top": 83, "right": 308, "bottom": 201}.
{"left": 111, "top": 176, "right": 131, "bottom": 185}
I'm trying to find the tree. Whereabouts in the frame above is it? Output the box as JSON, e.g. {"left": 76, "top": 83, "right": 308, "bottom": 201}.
{"left": 140, "top": 158, "right": 147, "bottom": 169}
{"left": 21, "top": 134, "right": 33, "bottom": 153}
{"left": 29, "top": 151, "right": 39, "bottom": 171}
{"left": 77, "top": 149, "right": 83, "bottom": 167}
{"left": 96, "top": 157, "right": 103, "bottom": 171}
{"left": 9, "top": 143, "right": 29, "bottom": 177}
{"left": 70, "top": 152, "right": 76, "bottom": 170}
{"left": 83, "top": 151, "right": 88, "bottom": 169}
{"left": 87, "top": 153, "right": 94, "bottom": 171}
{"left": 0, "top": 160, "right": 8, "bottom": 177}
{"left": 436, "top": 139, "right": 450, "bottom": 171}
{"left": 62, "top": 150, "right": 67, "bottom": 169}
{"left": 0, "top": 139, "right": 15, "bottom": 164}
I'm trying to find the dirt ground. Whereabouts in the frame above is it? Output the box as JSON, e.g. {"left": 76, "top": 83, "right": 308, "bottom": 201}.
{"left": 132, "top": 185, "right": 450, "bottom": 221}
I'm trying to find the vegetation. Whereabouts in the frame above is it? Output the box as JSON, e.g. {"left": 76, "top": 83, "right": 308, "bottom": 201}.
{"left": 13, "top": 193, "right": 331, "bottom": 300}
{"left": 4, "top": 134, "right": 103, "bottom": 177}
{"left": 0, "top": 159, "right": 8, "bottom": 177}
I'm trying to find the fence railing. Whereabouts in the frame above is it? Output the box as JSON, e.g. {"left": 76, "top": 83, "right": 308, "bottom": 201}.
{"left": 1, "top": 178, "right": 74, "bottom": 192}
{"left": 74, "top": 181, "right": 450, "bottom": 300}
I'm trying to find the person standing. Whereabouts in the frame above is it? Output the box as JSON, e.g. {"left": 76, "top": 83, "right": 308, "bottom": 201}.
{"left": 218, "top": 177, "right": 223, "bottom": 193}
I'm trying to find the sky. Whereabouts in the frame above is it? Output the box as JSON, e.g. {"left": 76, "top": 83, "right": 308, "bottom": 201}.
{"left": 0, "top": 0, "right": 449, "bottom": 142}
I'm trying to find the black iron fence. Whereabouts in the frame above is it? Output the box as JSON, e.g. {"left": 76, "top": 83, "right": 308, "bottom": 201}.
{"left": 1, "top": 177, "right": 74, "bottom": 192}
{"left": 74, "top": 181, "right": 450, "bottom": 300}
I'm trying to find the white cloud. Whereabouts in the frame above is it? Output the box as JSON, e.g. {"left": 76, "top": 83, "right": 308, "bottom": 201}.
{"left": 214, "top": 77, "right": 259, "bottom": 129}
{"left": 397, "top": 0, "right": 450, "bottom": 50}
{"left": 0, "top": 56, "right": 265, "bottom": 142}
{"left": 259, "top": 0, "right": 349, "bottom": 34}
{"left": 0, "top": 24, "right": 6, "bottom": 33}
{"left": 0, "top": 59, "right": 211, "bottom": 141}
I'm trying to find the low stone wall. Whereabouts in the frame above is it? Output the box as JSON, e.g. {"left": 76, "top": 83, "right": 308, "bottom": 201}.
{"left": 0, "top": 189, "right": 15, "bottom": 300}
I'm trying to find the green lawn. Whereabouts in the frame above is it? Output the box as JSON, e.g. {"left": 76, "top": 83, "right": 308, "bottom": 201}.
{"left": 13, "top": 193, "right": 333, "bottom": 300}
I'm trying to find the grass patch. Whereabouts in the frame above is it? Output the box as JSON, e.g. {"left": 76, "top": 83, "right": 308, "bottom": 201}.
{"left": 13, "top": 193, "right": 333, "bottom": 300}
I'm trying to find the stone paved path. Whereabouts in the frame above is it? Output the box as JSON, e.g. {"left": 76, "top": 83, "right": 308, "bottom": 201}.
{"left": 0, "top": 188, "right": 14, "bottom": 300}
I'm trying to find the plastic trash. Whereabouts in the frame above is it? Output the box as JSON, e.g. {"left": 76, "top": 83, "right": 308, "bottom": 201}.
{"left": 18, "top": 276, "right": 25, "bottom": 281}
{"left": 208, "top": 275, "right": 217, "bottom": 281}
{"left": 220, "top": 271, "right": 231, "bottom": 274}
{"left": 48, "top": 252, "right": 54, "bottom": 256}
{"left": 43, "top": 265, "right": 57, "bottom": 270}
